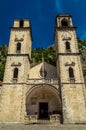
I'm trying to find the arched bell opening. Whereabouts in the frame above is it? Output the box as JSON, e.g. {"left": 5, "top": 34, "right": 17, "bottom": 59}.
{"left": 25, "top": 85, "right": 62, "bottom": 121}
{"left": 61, "top": 19, "right": 69, "bottom": 27}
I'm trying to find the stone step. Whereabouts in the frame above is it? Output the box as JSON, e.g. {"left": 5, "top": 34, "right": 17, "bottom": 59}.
{"left": 0, "top": 124, "right": 86, "bottom": 130}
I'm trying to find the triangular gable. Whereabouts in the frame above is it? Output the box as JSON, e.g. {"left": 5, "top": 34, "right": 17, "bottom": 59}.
{"left": 29, "top": 62, "right": 57, "bottom": 79}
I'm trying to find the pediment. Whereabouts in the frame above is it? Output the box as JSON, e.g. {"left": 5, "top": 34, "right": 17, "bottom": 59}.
{"left": 29, "top": 62, "right": 57, "bottom": 79}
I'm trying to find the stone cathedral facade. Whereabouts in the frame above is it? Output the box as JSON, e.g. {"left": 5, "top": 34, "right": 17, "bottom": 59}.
{"left": 0, "top": 14, "right": 86, "bottom": 124}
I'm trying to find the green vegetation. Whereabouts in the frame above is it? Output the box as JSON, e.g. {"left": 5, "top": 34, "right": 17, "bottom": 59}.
{"left": 0, "top": 39, "right": 86, "bottom": 81}
{"left": 31, "top": 47, "right": 56, "bottom": 67}
{"left": 78, "top": 39, "right": 86, "bottom": 75}
{"left": 0, "top": 45, "right": 8, "bottom": 81}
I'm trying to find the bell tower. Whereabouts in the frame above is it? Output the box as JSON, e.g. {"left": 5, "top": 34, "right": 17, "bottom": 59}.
{"left": 0, "top": 19, "right": 32, "bottom": 122}
{"left": 3, "top": 19, "right": 32, "bottom": 84}
{"left": 55, "top": 14, "right": 86, "bottom": 123}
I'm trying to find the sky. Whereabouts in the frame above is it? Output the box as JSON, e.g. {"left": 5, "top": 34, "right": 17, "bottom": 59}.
{"left": 0, "top": 0, "right": 86, "bottom": 48}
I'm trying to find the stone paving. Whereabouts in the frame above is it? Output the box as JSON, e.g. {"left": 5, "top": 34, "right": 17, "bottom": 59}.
{"left": 0, "top": 123, "right": 86, "bottom": 130}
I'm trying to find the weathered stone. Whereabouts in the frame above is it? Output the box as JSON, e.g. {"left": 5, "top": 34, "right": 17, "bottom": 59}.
{"left": 0, "top": 14, "right": 86, "bottom": 124}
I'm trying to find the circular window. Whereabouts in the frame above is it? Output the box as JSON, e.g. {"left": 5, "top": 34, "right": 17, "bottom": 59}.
{"left": 40, "top": 70, "right": 47, "bottom": 78}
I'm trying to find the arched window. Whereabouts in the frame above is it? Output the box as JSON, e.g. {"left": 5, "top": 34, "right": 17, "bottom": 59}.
{"left": 16, "top": 42, "right": 21, "bottom": 53}
{"left": 61, "top": 19, "right": 68, "bottom": 27}
{"left": 69, "top": 67, "right": 74, "bottom": 78}
{"left": 65, "top": 42, "right": 70, "bottom": 51}
{"left": 13, "top": 68, "right": 18, "bottom": 79}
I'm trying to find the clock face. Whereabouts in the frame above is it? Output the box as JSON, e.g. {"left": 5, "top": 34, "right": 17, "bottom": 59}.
{"left": 61, "top": 32, "right": 72, "bottom": 40}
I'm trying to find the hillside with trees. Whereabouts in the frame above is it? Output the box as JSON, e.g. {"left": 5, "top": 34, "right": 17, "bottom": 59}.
{"left": 0, "top": 39, "right": 86, "bottom": 81}
{"left": 0, "top": 45, "right": 8, "bottom": 81}
{"left": 78, "top": 39, "right": 86, "bottom": 75}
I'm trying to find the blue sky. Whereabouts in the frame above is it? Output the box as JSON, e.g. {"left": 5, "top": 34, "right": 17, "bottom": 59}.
{"left": 0, "top": 0, "right": 86, "bottom": 48}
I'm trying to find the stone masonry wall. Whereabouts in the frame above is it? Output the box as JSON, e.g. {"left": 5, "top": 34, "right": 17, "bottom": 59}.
{"left": 3, "top": 56, "right": 29, "bottom": 84}
{"left": 0, "top": 84, "right": 27, "bottom": 122}
{"left": 62, "top": 84, "right": 86, "bottom": 123}
{"left": 8, "top": 30, "right": 31, "bottom": 56}
{"left": 58, "top": 55, "right": 84, "bottom": 83}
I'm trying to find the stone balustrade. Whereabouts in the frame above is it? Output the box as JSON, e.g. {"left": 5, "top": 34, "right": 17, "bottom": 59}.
{"left": 27, "top": 78, "right": 58, "bottom": 85}
{"left": 24, "top": 114, "right": 61, "bottom": 124}
{"left": 50, "top": 114, "right": 61, "bottom": 123}
{"left": 25, "top": 115, "right": 38, "bottom": 124}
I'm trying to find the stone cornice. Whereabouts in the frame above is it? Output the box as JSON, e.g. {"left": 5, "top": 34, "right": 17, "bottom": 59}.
{"left": 61, "top": 83, "right": 85, "bottom": 85}
{"left": 56, "top": 14, "right": 72, "bottom": 17}
{"left": 57, "top": 53, "right": 80, "bottom": 56}
{"left": 10, "top": 27, "right": 31, "bottom": 29}
{"left": 7, "top": 54, "right": 31, "bottom": 62}
{"left": 56, "top": 27, "right": 77, "bottom": 31}
{"left": 2, "top": 83, "right": 26, "bottom": 85}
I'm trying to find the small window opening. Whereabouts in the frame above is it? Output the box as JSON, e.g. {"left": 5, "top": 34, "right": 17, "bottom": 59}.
{"left": 65, "top": 42, "right": 71, "bottom": 52}
{"left": 61, "top": 19, "right": 68, "bottom": 27}
{"left": 69, "top": 67, "right": 75, "bottom": 80}
{"left": 16, "top": 42, "right": 21, "bottom": 53}
{"left": 13, "top": 68, "right": 18, "bottom": 79}
{"left": 20, "top": 20, "right": 24, "bottom": 27}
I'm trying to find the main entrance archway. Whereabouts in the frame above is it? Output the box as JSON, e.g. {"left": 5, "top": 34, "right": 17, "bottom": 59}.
{"left": 26, "top": 84, "right": 62, "bottom": 121}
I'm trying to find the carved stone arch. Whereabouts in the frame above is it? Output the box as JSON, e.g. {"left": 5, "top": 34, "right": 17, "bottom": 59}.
{"left": 26, "top": 84, "right": 60, "bottom": 97}
{"left": 25, "top": 84, "right": 62, "bottom": 116}
{"left": 61, "top": 18, "right": 69, "bottom": 27}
